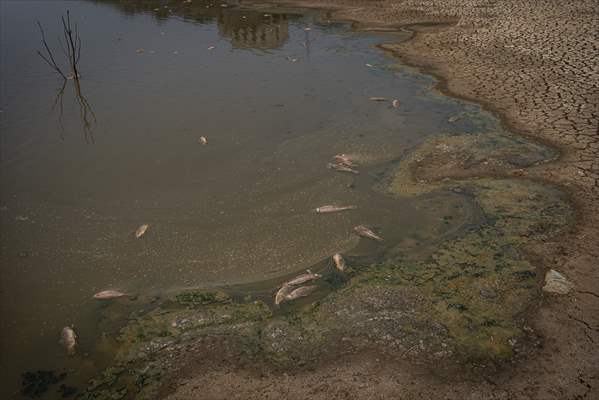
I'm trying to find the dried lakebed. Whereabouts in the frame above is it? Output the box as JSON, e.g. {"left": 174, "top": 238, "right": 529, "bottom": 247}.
{"left": 0, "top": 1, "right": 573, "bottom": 399}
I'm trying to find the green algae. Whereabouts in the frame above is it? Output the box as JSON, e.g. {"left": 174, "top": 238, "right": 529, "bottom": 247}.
{"left": 386, "top": 132, "right": 555, "bottom": 196}
{"left": 172, "top": 290, "right": 231, "bottom": 307}
{"left": 79, "top": 131, "right": 572, "bottom": 398}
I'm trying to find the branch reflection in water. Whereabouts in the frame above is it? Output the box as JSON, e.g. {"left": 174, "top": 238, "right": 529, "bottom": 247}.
{"left": 38, "top": 9, "right": 97, "bottom": 143}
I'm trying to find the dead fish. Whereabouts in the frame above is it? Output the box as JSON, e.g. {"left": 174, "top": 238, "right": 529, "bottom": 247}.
{"left": 333, "top": 154, "right": 357, "bottom": 167}
{"left": 275, "top": 284, "right": 292, "bottom": 306}
{"left": 315, "top": 205, "right": 357, "bottom": 213}
{"left": 333, "top": 253, "right": 346, "bottom": 272}
{"left": 285, "top": 285, "right": 318, "bottom": 302}
{"left": 392, "top": 99, "right": 401, "bottom": 108}
{"left": 448, "top": 116, "right": 462, "bottom": 123}
{"left": 135, "top": 224, "right": 150, "bottom": 238}
{"left": 93, "top": 290, "right": 127, "bottom": 300}
{"left": 136, "top": 48, "right": 145, "bottom": 54}
{"left": 369, "top": 97, "right": 387, "bottom": 102}
{"left": 207, "top": 46, "right": 215, "bottom": 50}
{"left": 354, "top": 225, "right": 384, "bottom": 242}
{"left": 328, "top": 162, "right": 359, "bottom": 174}
{"left": 286, "top": 56, "right": 299, "bottom": 62}
{"left": 60, "top": 326, "right": 77, "bottom": 355}
{"left": 198, "top": 136, "right": 208, "bottom": 145}
{"left": 365, "top": 63, "right": 374, "bottom": 67}
{"left": 304, "top": 27, "right": 312, "bottom": 31}
{"left": 285, "top": 271, "right": 321, "bottom": 286}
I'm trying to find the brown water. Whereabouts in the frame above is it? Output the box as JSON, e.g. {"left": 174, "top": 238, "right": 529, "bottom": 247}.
{"left": 0, "top": 0, "right": 499, "bottom": 398}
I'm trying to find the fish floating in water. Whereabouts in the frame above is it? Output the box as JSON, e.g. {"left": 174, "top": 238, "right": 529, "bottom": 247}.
{"left": 369, "top": 97, "right": 388, "bottom": 102}
{"left": 135, "top": 224, "right": 150, "bottom": 238}
{"left": 327, "top": 162, "right": 359, "bottom": 174}
{"left": 333, "top": 253, "right": 346, "bottom": 272}
{"left": 275, "top": 284, "right": 292, "bottom": 306}
{"left": 60, "top": 326, "right": 77, "bottom": 355}
{"left": 285, "top": 270, "right": 322, "bottom": 286}
{"left": 275, "top": 271, "right": 321, "bottom": 305}
{"left": 315, "top": 205, "right": 357, "bottom": 213}
{"left": 333, "top": 154, "right": 357, "bottom": 168}
{"left": 285, "top": 285, "right": 318, "bottom": 301}
{"left": 354, "top": 225, "right": 384, "bottom": 242}
{"left": 198, "top": 136, "right": 208, "bottom": 145}
{"left": 93, "top": 290, "right": 127, "bottom": 300}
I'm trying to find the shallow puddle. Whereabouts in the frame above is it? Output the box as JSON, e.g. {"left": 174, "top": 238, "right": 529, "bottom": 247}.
{"left": 0, "top": 0, "right": 528, "bottom": 398}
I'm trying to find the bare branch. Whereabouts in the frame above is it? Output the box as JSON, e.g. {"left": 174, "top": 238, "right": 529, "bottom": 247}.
{"left": 36, "top": 21, "right": 66, "bottom": 79}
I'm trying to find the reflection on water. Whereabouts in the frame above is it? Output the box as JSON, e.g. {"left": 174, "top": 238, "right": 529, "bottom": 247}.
{"left": 0, "top": 0, "right": 500, "bottom": 398}
{"left": 102, "top": 0, "right": 296, "bottom": 49}
{"left": 218, "top": 12, "right": 289, "bottom": 49}
{"left": 51, "top": 77, "right": 97, "bottom": 142}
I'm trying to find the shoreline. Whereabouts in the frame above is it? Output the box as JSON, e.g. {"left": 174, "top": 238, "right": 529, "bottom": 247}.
{"left": 233, "top": 1, "right": 598, "bottom": 398}
{"left": 46, "top": 2, "right": 596, "bottom": 399}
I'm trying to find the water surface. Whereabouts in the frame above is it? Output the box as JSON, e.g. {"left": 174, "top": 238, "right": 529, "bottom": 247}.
{"left": 0, "top": 0, "right": 498, "bottom": 398}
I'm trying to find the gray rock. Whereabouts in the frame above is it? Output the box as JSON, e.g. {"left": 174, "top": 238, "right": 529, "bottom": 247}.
{"left": 542, "top": 269, "right": 573, "bottom": 294}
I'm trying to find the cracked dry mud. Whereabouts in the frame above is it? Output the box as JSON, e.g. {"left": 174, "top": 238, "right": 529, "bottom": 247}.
{"left": 76, "top": 1, "right": 598, "bottom": 399}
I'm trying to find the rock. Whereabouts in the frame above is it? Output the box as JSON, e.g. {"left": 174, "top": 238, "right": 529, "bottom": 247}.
{"left": 479, "top": 287, "right": 498, "bottom": 299}
{"left": 542, "top": 269, "right": 573, "bottom": 294}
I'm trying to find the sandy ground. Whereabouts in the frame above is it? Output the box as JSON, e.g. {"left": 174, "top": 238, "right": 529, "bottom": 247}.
{"left": 163, "top": 1, "right": 598, "bottom": 399}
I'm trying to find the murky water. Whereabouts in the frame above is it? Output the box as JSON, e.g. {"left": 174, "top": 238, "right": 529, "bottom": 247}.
{"left": 0, "top": 0, "right": 499, "bottom": 398}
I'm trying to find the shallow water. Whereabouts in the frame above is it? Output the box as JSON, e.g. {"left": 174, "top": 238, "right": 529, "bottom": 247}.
{"left": 0, "top": 0, "right": 499, "bottom": 398}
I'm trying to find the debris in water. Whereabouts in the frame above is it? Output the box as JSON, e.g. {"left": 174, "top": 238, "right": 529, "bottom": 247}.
{"left": 93, "top": 290, "right": 127, "bottom": 300}
{"left": 365, "top": 63, "right": 373, "bottom": 67}
{"left": 304, "top": 27, "right": 312, "bottom": 31}
{"left": 448, "top": 115, "right": 462, "bottom": 123}
{"left": 315, "top": 205, "right": 357, "bottom": 213}
{"left": 59, "top": 327, "right": 77, "bottom": 355}
{"left": 333, "top": 253, "right": 346, "bottom": 272}
{"left": 136, "top": 48, "right": 145, "bottom": 54}
{"left": 369, "top": 97, "right": 387, "bottom": 101}
{"left": 286, "top": 56, "right": 299, "bottom": 62}
{"left": 135, "top": 224, "right": 150, "bottom": 238}
{"left": 392, "top": 99, "right": 401, "bottom": 108}
{"left": 353, "top": 225, "right": 384, "bottom": 241}
{"left": 208, "top": 46, "right": 215, "bottom": 50}
{"left": 198, "top": 136, "right": 208, "bottom": 145}
{"left": 285, "top": 285, "right": 317, "bottom": 301}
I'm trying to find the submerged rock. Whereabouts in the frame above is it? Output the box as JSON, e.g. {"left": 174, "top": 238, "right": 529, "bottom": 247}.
{"left": 21, "top": 370, "right": 66, "bottom": 398}
{"left": 542, "top": 269, "right": 574, "bottom": 294}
